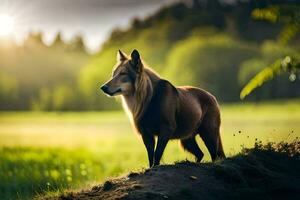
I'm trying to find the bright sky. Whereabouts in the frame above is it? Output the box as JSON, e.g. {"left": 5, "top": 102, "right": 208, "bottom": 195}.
{"left": 0, "top": 0, "right": 177, "bottom": 52}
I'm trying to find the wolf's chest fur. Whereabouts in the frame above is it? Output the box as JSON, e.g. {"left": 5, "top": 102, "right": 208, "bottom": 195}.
{"left": 135, "top": 80, "right": 178, "bottom": 135}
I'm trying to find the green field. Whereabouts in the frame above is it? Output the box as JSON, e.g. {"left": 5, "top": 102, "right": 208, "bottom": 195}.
{"left": 1, "top": 100, "right": 300, "bottom": 199}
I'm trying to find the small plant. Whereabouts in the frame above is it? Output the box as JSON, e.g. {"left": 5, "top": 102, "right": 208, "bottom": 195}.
{"left": 244, "top": 139, "right": 300, "bottom": 157}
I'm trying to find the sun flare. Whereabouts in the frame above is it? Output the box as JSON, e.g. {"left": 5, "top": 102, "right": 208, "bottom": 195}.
{"left": 0, "top": 14, "right": 14, "bottom": 36}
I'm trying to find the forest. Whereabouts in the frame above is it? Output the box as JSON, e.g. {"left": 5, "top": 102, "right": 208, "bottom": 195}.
{"left": 1, "top": 0, "right": 299, "bottom": 111}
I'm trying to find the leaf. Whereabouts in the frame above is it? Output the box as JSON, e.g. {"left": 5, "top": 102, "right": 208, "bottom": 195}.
{"left": 240, "top": 56, "right": 300, "bottom": 99}
{"left": 240, "top": 59, "right": 282, "bottom": 99}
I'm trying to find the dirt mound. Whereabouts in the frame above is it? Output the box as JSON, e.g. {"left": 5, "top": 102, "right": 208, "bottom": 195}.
{"left": 46, "top": 142, "right": 300, "bottom": 200}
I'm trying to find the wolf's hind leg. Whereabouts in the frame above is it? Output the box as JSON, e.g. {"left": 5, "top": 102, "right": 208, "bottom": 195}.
{"left": 180, "top": 137, "right": 204, "bottom": 162}
{"left": 199, "top": 126, "right": 225, "bottom": 161}
{"left": 198, "top": 107, "right": 225, "bottom": 161}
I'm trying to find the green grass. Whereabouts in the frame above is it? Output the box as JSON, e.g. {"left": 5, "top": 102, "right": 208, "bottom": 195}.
{"left": 0, "top": 100, "right": 300, "bottom": 199}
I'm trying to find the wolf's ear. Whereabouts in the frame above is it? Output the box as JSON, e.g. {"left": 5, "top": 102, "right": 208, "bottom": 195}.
{"left": 130, "top": 49, "right": 142, "bottom": 72}
{"left": 117, "top": 50, "right": 127, "bottom": 62}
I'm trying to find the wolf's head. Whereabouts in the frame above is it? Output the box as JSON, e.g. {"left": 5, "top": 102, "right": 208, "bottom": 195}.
{"left": 101, "top": 49, "right": 143, "bottom": 97}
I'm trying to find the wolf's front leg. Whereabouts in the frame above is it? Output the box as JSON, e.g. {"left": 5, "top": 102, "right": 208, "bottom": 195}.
{"left": 153, "top": 135, "right": 169, "bottom": 167}
{"left": 141, "top": 134, "right": 155, "bottom": 167}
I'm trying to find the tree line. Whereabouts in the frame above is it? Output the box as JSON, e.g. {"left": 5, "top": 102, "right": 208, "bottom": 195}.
{"left": 0, "top": 0, "right": 299, "bottom": 111}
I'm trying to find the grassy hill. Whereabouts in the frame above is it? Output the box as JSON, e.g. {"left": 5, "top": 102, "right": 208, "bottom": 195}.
{"left": 42, "top": 141, "right": 300, "bottom": 200}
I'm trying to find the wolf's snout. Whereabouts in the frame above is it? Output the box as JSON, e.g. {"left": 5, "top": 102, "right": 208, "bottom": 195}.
{"left": 100, "top": 85, "right": 109, "bottom": 93}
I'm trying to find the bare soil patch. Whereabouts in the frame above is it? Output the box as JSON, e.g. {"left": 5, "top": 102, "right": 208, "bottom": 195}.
{"left": 44, "top": 142, "right": 300, "bottom": 200}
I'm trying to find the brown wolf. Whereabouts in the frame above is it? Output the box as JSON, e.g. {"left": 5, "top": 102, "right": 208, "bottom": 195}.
{"left": 101, "top": 49, "right": 225, "bottom": 167}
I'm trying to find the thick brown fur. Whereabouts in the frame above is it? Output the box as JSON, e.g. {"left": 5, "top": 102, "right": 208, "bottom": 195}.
{"left": 101, "top": 49, "right": 225, "bottom": 167}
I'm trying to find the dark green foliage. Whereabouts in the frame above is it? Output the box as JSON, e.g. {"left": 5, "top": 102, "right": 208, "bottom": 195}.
{"left": 241, "top": 4, "right": 300, "bottom": 99}
{"left": 164, "top": 33, "right": 258, "bottom": 101}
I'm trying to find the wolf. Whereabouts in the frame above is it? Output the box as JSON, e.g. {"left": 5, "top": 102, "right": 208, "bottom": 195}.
{"left": 101, "top": 49, "right": 225, "bottom": 167}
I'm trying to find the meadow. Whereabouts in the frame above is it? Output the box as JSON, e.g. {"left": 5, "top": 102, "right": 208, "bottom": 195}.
{"left": 0, "top": 100, "right": 300, "bottom": 199}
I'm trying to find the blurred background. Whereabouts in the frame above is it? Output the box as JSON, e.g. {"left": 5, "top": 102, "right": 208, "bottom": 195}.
{"left": 0, "top": 0, "right": 299, "bottom": 199}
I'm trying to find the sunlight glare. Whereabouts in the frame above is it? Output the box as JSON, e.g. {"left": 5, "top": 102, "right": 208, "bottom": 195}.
{"left": 0, "top": 14, "right": 14, "bottom": 36}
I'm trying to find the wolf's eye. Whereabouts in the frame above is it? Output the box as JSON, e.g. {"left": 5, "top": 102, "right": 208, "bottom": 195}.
{"left": 119, "top": 72, "right": 127, "bottom": 76}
